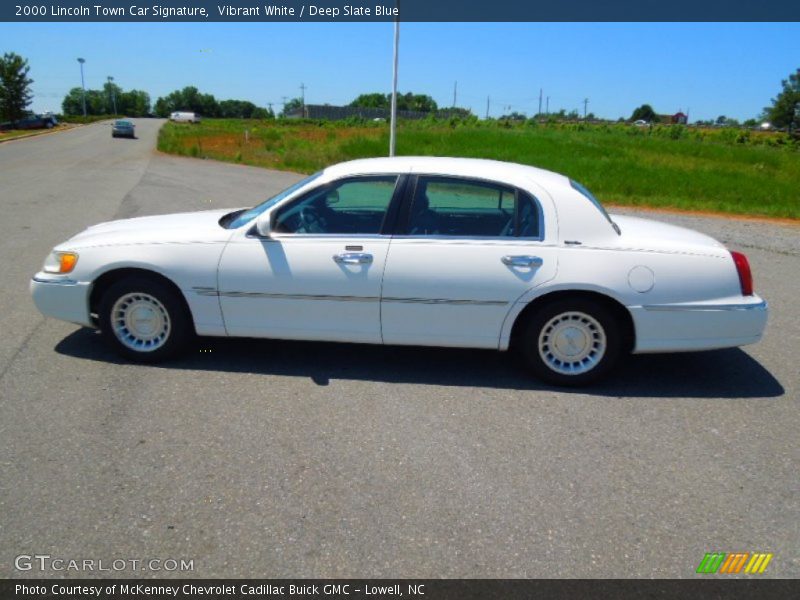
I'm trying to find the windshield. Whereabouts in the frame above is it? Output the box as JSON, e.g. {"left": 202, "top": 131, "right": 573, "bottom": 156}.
{"left": 225, "top": 171, "right": 324, "bottom": 229}
{"left": 569, "top": 179, "right": 621, "bottom": 235}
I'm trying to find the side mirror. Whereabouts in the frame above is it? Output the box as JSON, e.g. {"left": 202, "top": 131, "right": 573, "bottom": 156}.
{"left": 255, "top": 214, "right": 273, "bottom": 238}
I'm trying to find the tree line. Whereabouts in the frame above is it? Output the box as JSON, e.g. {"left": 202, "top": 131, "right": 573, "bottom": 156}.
{"left": 348, "top": 92, "right": 439, "bottom": 113}
{"left": 152, "top": 86, "right": 274, "bottom": 119}
{"left": 0, "top": 53, "right": 33, "bottom": 121}
{"left": 62, "top": 83, "right": 151, "bottom": 117}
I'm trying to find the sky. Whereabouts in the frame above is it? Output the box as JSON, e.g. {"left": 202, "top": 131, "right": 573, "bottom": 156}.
{"left": 1, "top": 22, "right": 797, "bottom": 121}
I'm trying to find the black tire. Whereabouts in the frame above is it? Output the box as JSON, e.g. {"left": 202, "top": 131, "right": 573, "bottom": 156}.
{"left": 518, "top": 298, "right": 622, "bottom": 386}
{"left": 98, "top": 276, "right": 192, "bottom": 362}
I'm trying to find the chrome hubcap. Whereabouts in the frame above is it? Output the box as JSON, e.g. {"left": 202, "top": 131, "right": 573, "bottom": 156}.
{"left": 111, "top": 292, "right": 171, "bottom": 352}
{"left": 538, "top": 311, "right": 606, "bottom": 375}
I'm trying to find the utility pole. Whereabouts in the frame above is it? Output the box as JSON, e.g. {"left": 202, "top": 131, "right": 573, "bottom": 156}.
{"left": 281, "top": 96, "right": 288, "bottom": 116}
{"left": 299, "top": 83, "right": 306, "bottom": 117}
{"left": 486, "top": 96, "right": 490, "bottom": 119}
{"left": 77, "top": 58, "right": 86, "bottom": 117}
{"left": 107, "top": 76, "right": 117, "bottom": 115}
{"left": 546, "top": 96, "right": 549, "bottom": 115}
{"left": 453, "top": 81, "right": 457, "bottom": 107}
{"left": 538, "top": 88, "right": 542, "bottom": 117}
{"left": 583, "top": 97, "right": 589, "bottom": 119}
{"left": 389, "top": 12, "right": 399, "bottom": 157}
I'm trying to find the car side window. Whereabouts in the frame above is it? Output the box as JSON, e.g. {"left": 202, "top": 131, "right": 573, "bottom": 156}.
{"left": 407, "top": 176, "right": 541, "bottom": 238}
{"left": 273, "top": 176, "right": 398, "bottom": 235}
{"left": 516, "top": 191, "right": 542, "bottom": 238}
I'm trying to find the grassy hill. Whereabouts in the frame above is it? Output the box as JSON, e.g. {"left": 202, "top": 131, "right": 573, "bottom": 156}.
{"left": 158, "top": 119, "right": 800, "bottom": 220}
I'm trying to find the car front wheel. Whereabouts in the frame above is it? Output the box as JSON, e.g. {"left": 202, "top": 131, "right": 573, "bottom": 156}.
{"left": 98, "top": 276, "right": 192, "bottom": 362}
{"left": 519, "top": 298, "right": 622, "bottom": 386}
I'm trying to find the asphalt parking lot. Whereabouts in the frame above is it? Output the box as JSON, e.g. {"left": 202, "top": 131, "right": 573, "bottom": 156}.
{"left": 0, "top": 120, "right": 797, "bottom": 578}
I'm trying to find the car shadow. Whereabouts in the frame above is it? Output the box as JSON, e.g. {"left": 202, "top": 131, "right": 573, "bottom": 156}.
{"left": 55, "top": 328, "right": 784, "bottom": 399}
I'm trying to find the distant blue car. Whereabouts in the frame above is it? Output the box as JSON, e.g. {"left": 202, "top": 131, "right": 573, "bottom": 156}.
{"left": 111, "top": 119, "right": 135, "bottom": 138}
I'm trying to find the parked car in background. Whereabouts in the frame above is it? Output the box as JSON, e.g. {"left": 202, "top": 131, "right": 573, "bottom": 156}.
{"left": 30, "top": 157, "right": 767, "bottom": 386}
{"left": 169, "top": 111, "right": 201, "bottom": 123}
{"left": 111, "top": 119, "right": 135, "bottom": 138}
{"left": 0, "top": 114, "right": 58, "bottom": 130}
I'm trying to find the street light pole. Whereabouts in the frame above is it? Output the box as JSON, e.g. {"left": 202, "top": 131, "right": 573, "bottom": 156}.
{"left": 107, "top": 76, "right": 117, "bottom": 115}
{"left": 77, "top": 58, "right": 86, "bottom": 117}
{"left": 389, "top": 5, "right": 399, "bottom": 157}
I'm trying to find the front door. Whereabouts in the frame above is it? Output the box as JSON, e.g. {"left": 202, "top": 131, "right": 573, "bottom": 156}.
{"left": 217, "top": 175, "right": 400, "bottom": 343}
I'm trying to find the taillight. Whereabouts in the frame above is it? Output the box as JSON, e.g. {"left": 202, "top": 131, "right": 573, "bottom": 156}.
{"left": 730, "top": 251, "right": 753, "bottom": 296}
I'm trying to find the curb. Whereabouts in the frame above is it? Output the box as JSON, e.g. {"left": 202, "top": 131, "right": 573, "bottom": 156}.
{"left": 0, "top": 122, "right": 87, "bottom": 144}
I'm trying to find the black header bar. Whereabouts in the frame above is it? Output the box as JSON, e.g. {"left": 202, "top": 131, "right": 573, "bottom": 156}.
{"left": 3, "top": 0, "right": 800, "bottom": 22}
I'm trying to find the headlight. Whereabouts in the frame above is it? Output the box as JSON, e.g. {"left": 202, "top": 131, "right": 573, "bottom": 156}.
{"left": 43, "top": 251, "right": 79, "bottom": 274}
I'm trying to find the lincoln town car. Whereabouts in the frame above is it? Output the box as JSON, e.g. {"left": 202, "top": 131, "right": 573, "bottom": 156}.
{"left": 31, "top": 157, "right": 768, "bottom": 385}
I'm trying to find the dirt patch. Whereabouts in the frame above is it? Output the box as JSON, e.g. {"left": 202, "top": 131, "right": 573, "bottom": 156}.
{"left": 291, "top": 126, "right": 382, "bottom": 143}
{"left": 607, "top": 203, "right": 800, "bottom": 227}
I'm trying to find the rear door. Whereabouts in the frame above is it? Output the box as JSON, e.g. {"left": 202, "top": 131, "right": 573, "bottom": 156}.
{"left": 380, "top": 175, "right": 557, "bottom": 349}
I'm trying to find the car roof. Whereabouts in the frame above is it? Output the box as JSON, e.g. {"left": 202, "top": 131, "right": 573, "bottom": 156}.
{"left": 321, "top": 156, "right": 570, "bottom": 189}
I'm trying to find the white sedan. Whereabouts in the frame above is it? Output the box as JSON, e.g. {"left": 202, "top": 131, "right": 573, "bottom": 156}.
{"left": 31, "top": 157, "right": 767, "bottom": 385}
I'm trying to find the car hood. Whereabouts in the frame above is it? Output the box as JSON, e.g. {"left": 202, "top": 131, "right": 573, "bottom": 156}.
{"left": 608, "top": 214, "right": 729, "bottom": 257}
{"left": 61, "top": 209, "right": 239, "bottom": 249}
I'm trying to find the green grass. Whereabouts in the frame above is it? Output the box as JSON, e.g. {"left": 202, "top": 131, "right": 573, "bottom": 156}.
{"left": 0, "top": 128, "right": 42, "bottom": 141}
{"left": 157, "top": 119, "right": 800, "bottom": 220}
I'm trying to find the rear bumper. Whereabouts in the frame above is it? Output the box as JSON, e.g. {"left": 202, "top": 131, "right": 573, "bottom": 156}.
{"left": 631, "top": 296, "right": 768, "bottom": 353}
{"left": 30, "top": 274, "right": 93, "bottom": 327}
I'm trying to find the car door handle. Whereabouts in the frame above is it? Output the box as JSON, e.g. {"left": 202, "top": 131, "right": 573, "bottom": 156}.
{"left": 333, "top": 252, "right": 373, "bottom": 265}
{"left": 502, "top": 255, "right": 543, "bottom": 267}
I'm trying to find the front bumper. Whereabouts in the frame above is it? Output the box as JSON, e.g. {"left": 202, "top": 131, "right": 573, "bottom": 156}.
{"left": 631, "top": 295, "right": 768, "bottom": 353}
{"left": 30, "top": 274, "right": 93, "bottom": 327}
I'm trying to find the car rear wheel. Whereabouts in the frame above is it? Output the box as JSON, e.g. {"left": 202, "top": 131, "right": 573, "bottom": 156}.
{"left": 519, "top": 298, "right": 622, "bottom": 386}
{"left": 99, "top": 276, "right": 192, "bottom": 362}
